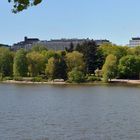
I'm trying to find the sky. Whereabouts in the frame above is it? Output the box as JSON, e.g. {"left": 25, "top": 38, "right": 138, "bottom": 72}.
{"left": 1, "top": 0, "right": 140, "bottom": 45}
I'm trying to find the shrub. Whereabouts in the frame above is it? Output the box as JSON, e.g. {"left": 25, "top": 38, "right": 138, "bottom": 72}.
{"left": 68, "top": 69, "right": 85, "bottom": 83}
{"left": 14, "top": 76, "right": 23, "bottom": 81}
{"left": 31, "top": 77, "right": 43, "bottom": 82}
{"left": 87, "top": 75, "right": 101, "bottom": 82}
{"left": 3, "top": 77, "right": 13, "bottom": 80}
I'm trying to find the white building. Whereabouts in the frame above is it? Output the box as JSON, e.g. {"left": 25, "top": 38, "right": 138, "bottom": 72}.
{"left": 129, "top": 37, "right": 140, "bottom": 47}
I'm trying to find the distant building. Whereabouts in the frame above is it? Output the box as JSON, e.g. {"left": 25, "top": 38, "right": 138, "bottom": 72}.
{"left": 11, "top": 36, "right": 39, "bottom": 51}
{"left": 129, "top": 37, "right": 140, "bottom": 47}
{"left": 37, "top": 39, "right": 89, "bottom": 51}
{"left": 12, "top": 36, "right": 110, "bottom": 51}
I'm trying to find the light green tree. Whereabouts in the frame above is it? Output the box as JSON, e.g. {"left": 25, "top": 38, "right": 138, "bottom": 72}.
{"left": 102, "top": 54, "right": 117, "bottom": 82}
{"left": 13, "top": 49, "right": 28, "bottom": 77}
{"left": 68, "top": 68, "right": 85, "bottom": 83}
{"left": 99, "top": 43, "right": 127, "bottom": 60}
{"left": 45, "top": 57, "right": 55, "bottom": 80}
{"left": 66, "top": 51, "right": 85, "bottom": 72}
{"left": 31, "top": 44, "right": 47, "bottom": 52}
{"left": 27, "top": 51, "right": 45, "bottom": 76}
{"left": 118, "top": 55, "right": 140, "bottom": 79}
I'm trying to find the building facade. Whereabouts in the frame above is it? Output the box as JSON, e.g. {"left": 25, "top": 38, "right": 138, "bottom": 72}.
{"left": 12, "top": 37, "right": 110, "bottom": 51}
{"left": 129, "top": 37, "right": 140, "bottom": 47}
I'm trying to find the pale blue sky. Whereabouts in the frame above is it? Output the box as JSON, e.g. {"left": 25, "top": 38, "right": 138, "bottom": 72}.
{"left": 1, "top": 0, "right": 140, "bottom": 45}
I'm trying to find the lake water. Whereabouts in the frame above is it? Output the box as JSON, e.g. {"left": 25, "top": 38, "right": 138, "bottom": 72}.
{"left": 0, "top": 83, "right": 140, "bottom": 140}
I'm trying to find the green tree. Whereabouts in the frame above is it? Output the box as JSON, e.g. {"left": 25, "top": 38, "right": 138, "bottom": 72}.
{"left": 13, "top": 49, "right": 28, "bottom": 77}
{"left": 76, "top": 40, "right": 103, "bottom": 74}
{"left": 133, "top": 46, "right": 140, "bottom": 56}
{"left": 46, "top": 56, "right": 67, "bottom": 80}
{"left": 102, "top": 54, "right": 117, "bottom": 82}
{"left": 68, "top": 68, "right": 85, "bottom": 83}
{"left": 31, "top": 44, "right": 48, "bottom": 52}
{"left": 65, "top": 42, "right": 74, "bottom": 52}
{"left": 8, "top": 0, "right": 42, "bottom": 13}
{"left": 118, "top": 55, "right": 140, "bottom": 79}
{"left": 99, "top": 43, "right": 127, "bottom": 61}
{"left": 27, "top": 51, "right": 45, "bottom": 76}
{"left": 0, "top": 48, "right": 13, "bottom": 77}
{"left": 42, "top": 50, "right": 56, "bottom": 62}
{"left": 66, "top": 51, "right": 85, "bottom": 72}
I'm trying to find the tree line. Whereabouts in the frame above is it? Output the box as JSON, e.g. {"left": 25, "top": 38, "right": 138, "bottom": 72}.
{"left": 0, "top": 41, "right": 140, "bottom": 82}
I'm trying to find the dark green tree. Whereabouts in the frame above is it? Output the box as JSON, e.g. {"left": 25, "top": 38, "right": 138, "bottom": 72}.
{"left": 66, "top": 42, "right": 74, "bottom": 52}
{"left": 76, "top": 40, "right": 103, "bottom": 74}
{"left": 0, "top": 48, "right": 13, "bottom": 77}
{"left": 46, "top": 56, "right": 67, "bottom": 80}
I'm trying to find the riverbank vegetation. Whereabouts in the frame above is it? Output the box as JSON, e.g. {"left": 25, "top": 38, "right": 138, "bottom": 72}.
{"left": 0, "top": 41, "right": 140, "bottom": 83}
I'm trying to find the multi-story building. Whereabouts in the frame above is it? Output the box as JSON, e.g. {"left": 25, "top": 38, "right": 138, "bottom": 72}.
{"left": 12, "top": 37, "right": 110, "bottom": 51}
{"left": 129, "top": 37, "right": 140, "bottom": 47}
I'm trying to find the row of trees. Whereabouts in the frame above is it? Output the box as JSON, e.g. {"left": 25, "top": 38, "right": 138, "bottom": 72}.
{"left": 101, "top": 44, "right": 140, "bottom": 82}
{"left": 0, "top": 46, "right": 85, "bottom": 80}
{"left": 1, "top": 41, "right": 140, "bottom": 82}
{"left": 0, "top": 41, "right": 103, "bottom": 82}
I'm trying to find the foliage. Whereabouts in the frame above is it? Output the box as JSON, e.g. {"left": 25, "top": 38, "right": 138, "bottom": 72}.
{"left": 42, "top": 50, "right": 57, "bottom": 63}
{"left": 76, "top": 40, "right": 103, "bottom": 74}
{"left": 27, "top": 51, "right": 45, "bottom": 76}
{"left": 118, "top": 55, "right": 140, "bottom": 79}
{"left": 8, "top": 0, "right": 42, "bottom": 13}
{"left": 46, "top": 57, "right": 67, "bottom": 80}
{"left": 0, "top": 48, "right": 13, "bottom": 77}
{"left": 3, "top": 76, "right": 13, "bottom": 80}
{"left": 13, "top": 49, "right": 28, "bottom": 77}
{"left": 13, "top": 76, "right": 23, "bottom": 81}
{"left": 68, "top": 69, "right": 85, "bottom": 83}
{"left": 31, "top": 44, "right": 48, "bottom": 52}
{"left": 66, "top": 51, "right": 85, "bottom": 72}
{"left": 102, "top": 54, "right": 117, "bottom": 82}
{"left": 31, "top": 76, "right": 43, "bottom": 82}
{"left": 86, "top": 75, "right": 101, "bottom": 82}
{"left": 99, "top": 43, "right": 127, "bottom": 60}
{"left": 65, "top": 42, "right": 74, "bottom": 52}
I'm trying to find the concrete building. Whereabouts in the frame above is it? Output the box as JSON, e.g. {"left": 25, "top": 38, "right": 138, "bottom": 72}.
{"left": 129, "top": 37, "right": 140, "bottom": 47}
{"left": 12, "top": 37, "right": 110, "bottom": 51}
{"left": 37, "top": 39, "right": 90, "bottom": 51}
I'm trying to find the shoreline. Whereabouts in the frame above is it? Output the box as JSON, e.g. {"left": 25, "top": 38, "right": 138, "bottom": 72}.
{"left": 111, "top": 79, "right": 140, "bottom": 84}
{"left": 1, "top": 79, "right": 140, "bottom": 85}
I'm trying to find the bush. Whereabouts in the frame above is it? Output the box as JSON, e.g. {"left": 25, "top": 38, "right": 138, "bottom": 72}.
{"left": 31, "top": 77, "right": 43, "bottom": 82}
{"left": 86, "top": 75, "right": 101, "bottom": 82}
{"left": 14, "top": 76, "right": 23, "bottom": 81}
{"left": 68, "top": 69, "right": 85, "bottom": 83}
{"left": 3, "top": 77, "right": 13, "bottom": 80}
